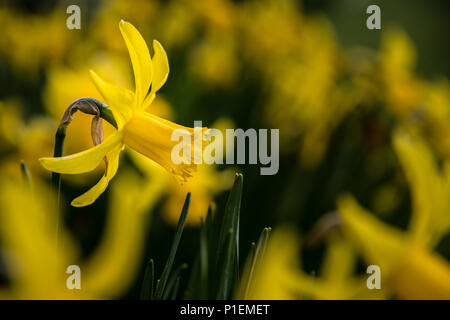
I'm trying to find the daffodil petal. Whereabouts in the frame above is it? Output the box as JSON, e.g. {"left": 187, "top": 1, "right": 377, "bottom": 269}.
{"left": 338, "top": 194, "right": 407, "bottom": 274}
{"left": 89, "top": 70, "right": 134, "bottom": 128}
{"left": 392, "top": 128, "right": 444, "bottom": 246}
{"left": 151, "top": 40, "right": 169, "bottom": 94}
{"left": 141, "top": 41, "right": 169, "bottom": 110}
{"left": 39, "top": 132, "right": 122, "bottom": 174}
{"left": 71, "top": 144, "right": 122, "bottom": 207}
{"left": 142, "top": 93, "right": 156, "bottom": 111}
{"left": 71, "top": 176, "right": 109, "bottom": 207}
{"left": 119, "top": 20, "right": 153, "bottom": 105}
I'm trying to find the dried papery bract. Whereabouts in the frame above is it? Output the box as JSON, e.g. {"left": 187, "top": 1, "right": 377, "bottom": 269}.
{"left": 60, "top": 97, "right": 117, "bottom": 146}
{"left": 51, "top": 97, "right": 118, "bottom": 245}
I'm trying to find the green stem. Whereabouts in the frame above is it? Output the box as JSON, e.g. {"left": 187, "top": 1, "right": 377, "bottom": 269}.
{"left": 52, "top": 125, "right": 66, "bottom": 246}
{"left": 20, "top": 160, "right": 32, "bottom": 190}
{"left": 51, "top": 98, "right": 118, "bottom": 246}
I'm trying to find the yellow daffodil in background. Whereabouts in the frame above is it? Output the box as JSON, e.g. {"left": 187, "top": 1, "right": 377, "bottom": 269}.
{"left": 188, "top": 32, "right": 239, "bottom": 89}
{"left": 380, "top": 29, "right": 424, "bottom": 119}
{"left": 239, "top": 227, "right": 382, "bottom": 300}
{"left": 0, "top": 169, "right": 162, "bottom": 299}
{"left": 40, "top": 21, "right": 207, "bottom": 207}
{"left": 379, "top": 30, "right": 450, "bottom": 161}
{"left": 0, "top": 177, "right": 80, "bottom": 299}
{"left": 238, "top": 227, "right": 309, "bottom": 300}
{"left": 81, "top": 168, "right": 166, "bottom": 298}
{"left": 338, "top": 129, "right": 450, "bottom": 299}
{"left": 239, "top": 0, "right": 361, "bottom": 167}
{"left": 0, "top": 7, "right": 73, "bottom": 75}
{"left": 308, "top": 236, "right": 385, "bottom": 300}
{"left": 423, "top": 79, "right": 450, "bottom": 158}
{"left": 0, "top": 100, "right": 54, "bottom": 179}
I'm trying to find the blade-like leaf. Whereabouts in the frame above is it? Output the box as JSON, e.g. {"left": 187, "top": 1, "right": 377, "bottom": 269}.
{"left": 186, "top": 256, "right": 201, "bottom": 299}
{"left": 239, "top": 242, "right": 256, "bottom": 299}
{"left": 154, "top": 192, "right": 190, "bottom": 299}
{"left": 242, "top": 227, "right": 271, "bottom": 299}
{"left": 140, "top": 259, "right": 155, "bottom": 300}
{"left": 162, "top": 263, "right": 188, "bottom": 300}
{"left": 216, "top": 173, "right": 243, "bottom": 299}
{"left": 170, "top": 277, "right": 181, "bottom": 300}
{"left": 199, "top": 219, "right": 209, "bottom": 299}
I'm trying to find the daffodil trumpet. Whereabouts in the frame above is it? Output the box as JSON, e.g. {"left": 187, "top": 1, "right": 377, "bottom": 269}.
{"left": 40, "top": 20, "right": 207, "bottom": 207}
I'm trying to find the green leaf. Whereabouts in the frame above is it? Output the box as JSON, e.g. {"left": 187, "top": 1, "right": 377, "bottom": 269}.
{"left": 170, "top": 277, "right": 181, "bottom": 300}
{"left": 186, "top": 256, "right": 200, "bottom": 299}
{"left": 140, "top": 258, "right": 155, "bottom": 300}
{"left": 154, "top": 192, "right": 190, "bottom": 299}
{"left": 20, "top": 161, "right": 32, "bottom": 190}
{"left": 239, "top": 242, "right": 256, "bottom": 298}
{"left": 162, "top": 263, "right": 188, "bottom": 300}
{"left": 242, "top": 227, "right": 271, "bottom": 299}
{"left": 216, "top": 173, "right": 243, "bottom": 299}
{"left": 199, "top": 219, "right": 209, "bottom": 299}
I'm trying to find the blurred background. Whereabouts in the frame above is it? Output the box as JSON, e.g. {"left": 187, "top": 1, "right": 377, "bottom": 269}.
{"left": 0, "top": 0, "right": 449, "bottom": 299}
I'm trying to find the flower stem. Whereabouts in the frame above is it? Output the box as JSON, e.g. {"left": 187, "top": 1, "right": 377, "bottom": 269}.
{"left": 20, "top": 160, "right": 32, "bottom": 190}
{"left": 51, "top": 98, "right": 118, "bottom": 246}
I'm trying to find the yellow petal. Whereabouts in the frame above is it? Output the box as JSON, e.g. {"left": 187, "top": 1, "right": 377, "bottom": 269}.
{"left": 71, "top": 176, "right": 109, "bottom": 207}
{"left": 150, "top": 40, "right": 169, "bottom": 94}
{"left": 89, "top": 70, "right": 134, "bottom": 128}
{"left": 321, "top": 236, "right": 355, "bottom": 283}
{"left": 391, "top": 246, "right": 450, "bottom": 299}
{"left": 119, "top": 20, "right": 153, "bottom": 105}
{"left": 141, "top": 92, "right": 155, "bottom": 111}
{"left": 39, "top": 132, "right": 122, "bottom": 174}
{"left": 141, "top": 41, "right": 169, "bottom": 110}
{"left": 337, "top": 194, "right": 407, "bottom": 274}
{"left": 71, "top": 144, "right": 122, "bottom": 207}
{"left": 392, "top": 129, "right": 445, "bottom": 246}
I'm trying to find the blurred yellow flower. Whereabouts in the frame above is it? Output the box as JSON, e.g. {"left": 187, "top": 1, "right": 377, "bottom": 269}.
{"left": 0, "top": 100, "right": 54, "bottom": 179}
{"left": 0, "top": 166, "right": 162, "bottom": 299}
{"left": 0, "top": 7, "right": 73, "bottom": 75}
{"left": 239, "top": 227, "right": 380, "bottom": 300}
{"left": 188, "top": 32, "right": 239, "bottom": 88}
{"left": 338, "top": 129, "right": 450, "bottom": 299}
{"left": 0, "top": 178, "right": 78, "bottom": 299}
{"left": 81, "top": 168, "right": 166, "bottom": 297}
{"left": 422, "top": 79, "right": 450, "bottom": 158}
{"left": 157, "top": 0, "right": 199, "bottom": 50}
{"left": 40, "top": 21, "right": 207, "bottom": 207}
{"left": 238, "top": 227, "right": 308, "bottom": 300}
{"left": 380, "top": 29, "right": 423, "bottom": 118}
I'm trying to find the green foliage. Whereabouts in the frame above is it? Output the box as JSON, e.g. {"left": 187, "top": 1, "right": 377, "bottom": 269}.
{"left": 141, "top": 173, "right": 272, "bottom": 300}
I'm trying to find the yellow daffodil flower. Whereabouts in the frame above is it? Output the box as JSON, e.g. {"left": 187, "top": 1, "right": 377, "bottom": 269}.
{"left": 338, "top": 129, "right": 450, "bottom": 299}
{"left": 40, "top": 20, "right": 206, "bottom": 207}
